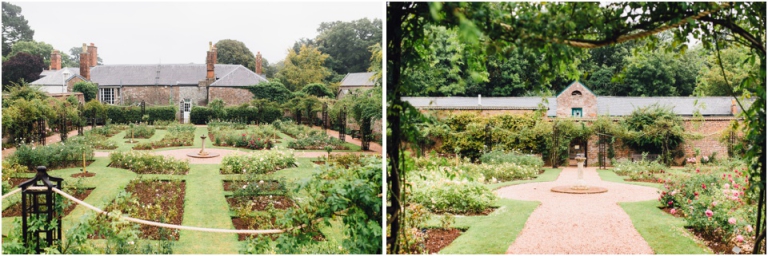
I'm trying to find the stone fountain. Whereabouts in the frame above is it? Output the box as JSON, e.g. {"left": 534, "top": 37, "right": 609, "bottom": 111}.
{"left": 551, "top": 152, "right": 608, "bottom": 194}
{"left": 186, "top": 134, "right": 220, "bottom": 158}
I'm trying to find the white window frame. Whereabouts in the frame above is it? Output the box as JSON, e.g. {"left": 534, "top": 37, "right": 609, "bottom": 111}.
{"left": 100, "top": 88, "right": 120, "bottom": 105}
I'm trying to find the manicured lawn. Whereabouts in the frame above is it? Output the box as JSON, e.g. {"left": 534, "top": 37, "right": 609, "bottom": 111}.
{"left": 620, "top": 200, "right": 712, "bottom": 254}
{"left": 596, "top": 169, "right": 662, "bottom": 189}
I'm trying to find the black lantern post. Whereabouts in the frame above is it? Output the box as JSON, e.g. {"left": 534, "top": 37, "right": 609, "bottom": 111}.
{"left": 19, "top": 166, "right": 63, "bottom": 253}
{"left": 140, "top": 100, "right": 146, "bottom": 124}
{"left": 361, "top": 118, "right": 371, "bottom": 151}
{"left": 37, "top": 118, "right": 47, "bottom": 146}
{"left": 59, "top": 112, "right": 67, "bottom": 142}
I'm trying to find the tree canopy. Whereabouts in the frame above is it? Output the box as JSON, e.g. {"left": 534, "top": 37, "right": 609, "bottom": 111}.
{"left": 2, "top": 52, "right": 44, "bottom": 89}
{"left": 276, "top": 44, "right": 331, "bottom": 91}
{"left": 246, "top": 81, "right": 292, "bottom": 104}
{"left": 300, "top": 83, "right": 335, "bottom": 98}
{"left": 316, "top": 18, "right": 382, "bottom": 75}
{"left": 1, "top": 2, "right": 34, "bottom": 57}
{"left": 215, "top": 39, "right": 256, "bottom": 71}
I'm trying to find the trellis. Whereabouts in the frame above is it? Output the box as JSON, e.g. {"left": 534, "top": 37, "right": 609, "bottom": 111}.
{"left": 598, "top": 127, "right": 607, "bottom": 169}
{"left": 361, "top": 118, "right": 371, "bottom": 151}
{"left": 36, "top": 118, "right": 47, "bottom": 146}
{"left": 485, "top": 123, "right": 492, "bottom": 151}
{"left": 59, "top": 112, "right": 67, "bottom": 142}
{"left": 77, "top": 102, "right": 84, "bottom": 136}
{"left": 140, "top": 100, "right": 146, "bottom": 124}
{"left": 338, "top": 107, "right": 346, "bottom": 142}
{"left": 19, "top": 166, "right": 63, "bottom": 253}
{"left": 322, "top": 103, "right": 329, "bottom": 132}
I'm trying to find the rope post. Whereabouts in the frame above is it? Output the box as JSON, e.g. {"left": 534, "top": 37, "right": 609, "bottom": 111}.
{"left": 19, "top": 166, "right": 63, "bottom": 253}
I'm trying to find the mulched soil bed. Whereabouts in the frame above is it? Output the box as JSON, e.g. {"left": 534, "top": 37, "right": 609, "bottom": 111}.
{"left": 71, "top": 172, "right": 96, "bottom": 178}
{"left": 424, "top": 228, "right": 462, "bottom": 253}
{"left": 226, "top": 195, "right": 295, "bottom": 211}
{"left": 627, "top": 178, "right": 665, "bottom": 183}
{"left": 686, "top": 227, "right": 758, "bottom": 254}
{"left": 231, "top": 216, "right": 325, "bottom": 241}
{"left": 433, "top": 207, "right": 496, "bottom": 216}
{"left": 312, "top": 161, "right": 327, "bottom": 165}
{"left": 2, "top": 189, "right": 93, "bottom": 217}
{"left": 90, "top": 180, "right": 186, "bottom": 240}
{"left": 660, "top": 207, "right": 685, "bottom": 218}
{"left": 222, "top": 180, "right": 283, "bottom": 192}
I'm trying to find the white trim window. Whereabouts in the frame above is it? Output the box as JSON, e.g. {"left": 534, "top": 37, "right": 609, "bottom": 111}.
{"left": 100, "top": 88, "right": 119, "bottom": 105}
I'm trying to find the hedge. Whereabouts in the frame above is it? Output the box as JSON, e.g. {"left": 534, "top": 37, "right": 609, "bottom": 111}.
{"left": 105, "top": 105, "right": 176, "bottom": 124}
{"left": 191, "top": 105, "right": 282, "bottom": 125}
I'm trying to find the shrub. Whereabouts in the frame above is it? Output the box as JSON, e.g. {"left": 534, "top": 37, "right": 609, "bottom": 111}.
{"left": 124, "top": 124, "right": 156, "bottom": 139}
{"left": 72, "top": 82, "right": 98, "bottom": 102}
{"left": 190, "top": 106, "right": 215, "bottom": 125}
{"left": 459, "top": 162, "right": 539, "bottom": 183}
{"left": 613, "top": 157, "right": 667, "bottom": 181}
{"left": 109, "top": 151, "right": 189, "bottom": 175}
{"left": 287, "top": 131, "right": 349, "bottom": 150}
{"left": 480, "top": 150, "right": 544, "bottom": 170}
{"left": 220, "top": 150, "right": 296, "bottom": 174}
{"left": 69, "top": 133, "right": 118, "bottom": 150}
{"left": 11, "top": 141, "right": 94, "bottom": 169}
{"left": 210, "top": 125, "right": 277, "bottom": 150}
{"left": 411, "top": 177, "right": 495, "bottom": 214}
{"left": 300, "top": 83, "right": 334, "bottom": 98}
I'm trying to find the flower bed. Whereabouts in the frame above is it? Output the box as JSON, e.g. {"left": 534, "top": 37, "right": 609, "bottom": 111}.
{"left": 69, "top": 133, "right": 118, "bottom": 150}
{"left": 124, "top": 124, "right": 156, "bottom": 139}
{"left": 210, "top": 125, "right": 278, "bottom": 150}
{"left": 88, "top": 124, "right": 128, "bottom": 137}
{"left": 479, "top": 150, "right": 544, "bottom": 170}
{"left": 133, "top": 124, "right": 195, "bottom": 150}
{"left": 658, "top": 160, "right": 758, "bottom": 253}
{"left": 109, "top": 151, "right": 189, "bottom": 175}
{"left": 220, "top": 150, "right": 296, "bottom": 175}
{"left": 460, "top": 162, "right": 538, "bottom": 183}
{"left": 613, "top": 158, "right": 668, "bottom": 182}
{"left": 92, "top": 179, "right": 185, "bottom": 240}
{"left": 410, "top": 169, "right": 495, "bottom": 214}
{"left": 11, "top": 141, "right": 94, "bottom": 170}
{"left": 287, "top": 131, "right": 349, "bottom": 150}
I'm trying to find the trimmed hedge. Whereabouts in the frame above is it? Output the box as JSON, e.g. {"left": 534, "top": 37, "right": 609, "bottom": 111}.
{"left": 191, "top": 105, "right": 282, "bottom": 125}
{"left": 105, "top": 105, "right": 176, "bottom": 124}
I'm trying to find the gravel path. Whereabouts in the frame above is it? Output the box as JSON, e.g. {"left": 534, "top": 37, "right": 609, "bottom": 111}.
{"left": 496, "top": 167, "right": 659, "bottom": 254}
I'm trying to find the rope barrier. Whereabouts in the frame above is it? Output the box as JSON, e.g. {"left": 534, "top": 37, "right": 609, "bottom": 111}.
{"left": 501, "top": 2, "right": 730, "bottom": 49}
{"left": 43, "top": 187, "right": 284, "bottom": 234}
{"left": 1, "top": 188, "right": 21, "bottom": 200}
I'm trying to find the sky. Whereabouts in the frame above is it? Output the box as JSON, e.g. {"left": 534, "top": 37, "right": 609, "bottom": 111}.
{"left": 13, "top": 1, "right": 383, "bottom": 65}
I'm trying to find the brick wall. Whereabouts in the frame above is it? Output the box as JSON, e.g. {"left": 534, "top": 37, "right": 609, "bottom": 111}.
{"left": 121, "top": 86, "right": 174, "bottom": 106}
{"left": 66, "top": 77, "right": 86, "bottom": 92}
{"left": 208, "top": 87, "right": 255, "bottom": 106}
{"left": 557, "top": 81, "right": 598, "bottom": 118}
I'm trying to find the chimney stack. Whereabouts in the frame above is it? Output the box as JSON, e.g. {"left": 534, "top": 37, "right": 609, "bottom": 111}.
{"left": 50, "top": 50, "right": 61, "bottom": 70}
{"left": 255, "top": 51, "right": 263, "bottom": 75}
{"left": 87, "top": 43, "right": 97, "bottom": 67}
{"left": 79, "top": 43, "right": 90, "bottom": 80}
{"left": 206, "top": 42, "right": 215, "bottom": 80}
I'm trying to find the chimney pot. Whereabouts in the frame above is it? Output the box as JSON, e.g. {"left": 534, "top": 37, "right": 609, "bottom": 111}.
{"left": 255, "top": 52, "right": 263, "bottom": 75}
{"left": 731, "top": 99, "right": 739, "bottom": 116}
{"left": 478, "top": 94, "right": 482, "bottom": 106}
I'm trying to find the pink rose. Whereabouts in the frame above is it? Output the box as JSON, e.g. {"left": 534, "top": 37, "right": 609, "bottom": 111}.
{"left": 705, "top": 209, "right": 713, "bottom": 218}
{"left": 728, "top": 217, "right": 737, "bottom": 224}
{"left": 724, "top": 184, "right": 730, "bottom": 189}
{"left": 670, "top": 208, "right": 677, "bottom": 214}
{"left": 712, "top": 201, "right": 718, "bottom": 207}
{"left": 746, "top": 225, "right": 753, "bottom": 233}
{"left": 736, "top": 235, "right": 744, "bottom": 243}
{"left": 668, "top": 200, "right": 674, "bottom": 206}
{"left": 702, "top": 184, "right": 707, "bottom": 189}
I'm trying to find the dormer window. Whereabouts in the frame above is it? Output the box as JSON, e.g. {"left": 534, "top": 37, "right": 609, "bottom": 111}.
{"left": 572, "top": 90, "right": 582, "bottom": 96}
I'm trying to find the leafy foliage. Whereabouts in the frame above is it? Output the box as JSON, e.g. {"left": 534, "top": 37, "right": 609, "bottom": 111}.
{"left": 276, "top": 44, "right": 330, "bottom": 91}
{"left": 2, "top": 52, "right": 44, "bottom": 88}
{"left": 1, "top": 2, "right": 34, "bottom": 57}
{"left": 220, "top": 149, "right": 296, "bottom": 175}
{"left": 215, "top": 39, "right": 257, "bottom": 71}
{"left": 109, "top": 151, "right": 189, "bottom": 175}
{"left": 300, "top": 83, "right": 334, "bottom": 98}
{"left": 315, "top": 18, "right": 382, "bottom": 75}
{"left": 72, "top": 81, "right": 97, "bottom": 102}
{"left": 246, "top": 81, "right": 293, "bottom": 103}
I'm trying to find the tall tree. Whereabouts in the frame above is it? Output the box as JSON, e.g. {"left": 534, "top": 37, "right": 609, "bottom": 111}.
{"left": 276, "top": 44, "right": 330, "bottom": 91}
{"left": 696, "top": 46, "right": 759, "bottom": 96}
{"left": 316, "top": 18, "right": 382, "bottom": 75}
{"left": 7, "top": 40, "right": 53, "bottom": 67}
{"left": 2, "top": 52, "right": 44, "bottom": 90}
{"left": 215, "top": 39, "right": 256, "bottom": 71}
{"left": 1, "top": 2, "right": 34, "bottom": 57}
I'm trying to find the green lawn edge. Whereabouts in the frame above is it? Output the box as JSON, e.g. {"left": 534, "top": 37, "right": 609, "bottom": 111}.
{"left": 620, "top": 200, "right": 712, "bottom": 254}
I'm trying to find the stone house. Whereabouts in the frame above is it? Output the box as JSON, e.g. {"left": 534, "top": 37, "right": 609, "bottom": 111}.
{"left": 33, "top": 43, "right": 268, "bottom": 117}
{"left": 337, "top": 72, "right": 377, "bottom": 98}
{"left": 403, "top": 81, "right": 748, "bottom": 166}
{"left": 30, "top": 49, "right": 87, "bottom": 94}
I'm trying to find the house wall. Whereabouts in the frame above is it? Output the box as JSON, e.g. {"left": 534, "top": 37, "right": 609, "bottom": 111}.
{"left": 556, "top": 82, "right": 598, "bottom": 118}
{"left": 208, "top": 87, "right": 255, "bottom": 106}
{"left": 179, "top": 86, "right": 208, "bottom": 106}
{"left": 121, "top": 86, "right": 175, "bottom": 106}
{"left": 66, "top": 77, "right": 86, "bottom": 92}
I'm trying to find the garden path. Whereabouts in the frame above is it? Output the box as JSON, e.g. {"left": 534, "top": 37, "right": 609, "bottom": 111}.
{"left": 496, "top": 167, "right": 659, "bottom": 254}
{"left": 307, "top": 126, "right": 382, "bottom": 153}
{"left": 2, "top": 126, "right": 95, "bottom": 158}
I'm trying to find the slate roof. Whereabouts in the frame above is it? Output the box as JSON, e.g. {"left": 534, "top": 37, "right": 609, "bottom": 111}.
{"left": 403, "top": 96, "right": 743, "bottom": 117}
{"left": 89, "top": 64, "right": 263, "bottom": 87}
{"left": 30, "top": 67, "right": 83, "bottom": 86}
{"left": 340, "top": 72, "right": 376, "bottom": 87}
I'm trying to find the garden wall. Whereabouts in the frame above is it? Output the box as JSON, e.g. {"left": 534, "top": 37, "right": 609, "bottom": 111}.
{"left": 208, "top": 87, "right": 254, "bottom": 106}
{"left": 419, "top": 109, "right": 535, "bottom": 118}
{"left": 586, "top": 117, "right": 738, "bottom": 166}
